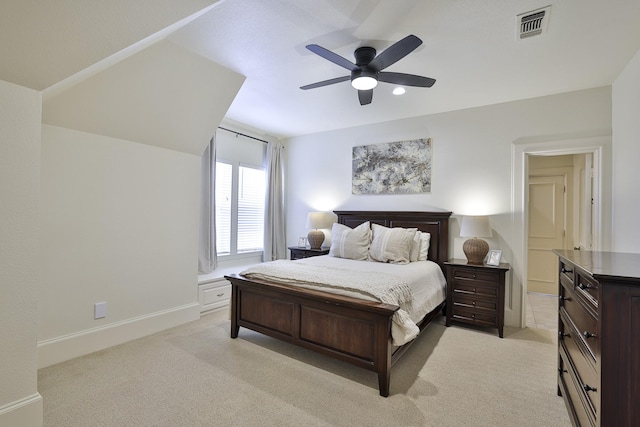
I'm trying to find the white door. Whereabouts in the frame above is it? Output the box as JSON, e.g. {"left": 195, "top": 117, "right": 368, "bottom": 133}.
{"left": 527, "top": 175, "right": 565, "bottom": 295}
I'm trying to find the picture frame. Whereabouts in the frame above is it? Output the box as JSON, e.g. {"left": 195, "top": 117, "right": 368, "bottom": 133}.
{"left": 486, "top": 249, "right": 502, "bottom": 266}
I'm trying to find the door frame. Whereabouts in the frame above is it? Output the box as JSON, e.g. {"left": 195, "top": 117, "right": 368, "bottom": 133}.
{"left": 511, "top": 135, "right": 611, "bottom": 327}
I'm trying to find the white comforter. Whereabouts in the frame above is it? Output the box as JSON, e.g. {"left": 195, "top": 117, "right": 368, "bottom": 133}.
{"left": 241, "top": 256, "right": 446, "bottom": 345}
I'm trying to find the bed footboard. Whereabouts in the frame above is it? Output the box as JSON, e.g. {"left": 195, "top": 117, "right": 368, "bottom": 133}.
{"left": 227, "top": 274, "right": 399, "bottom": 396}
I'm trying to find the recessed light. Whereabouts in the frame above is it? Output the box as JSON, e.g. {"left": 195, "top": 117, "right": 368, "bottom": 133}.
{"left": 393, "top": 87, "right": 406, "bottom": 95}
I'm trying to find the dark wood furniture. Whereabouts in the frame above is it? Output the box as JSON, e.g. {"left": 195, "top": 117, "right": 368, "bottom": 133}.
{"left": 444, "top": 259, "right": 509, "bottom": 338}
{"left": 554, "top": 249, "right": 640, "bottom": 427}
{"left": 288, "top": 246, "right": 329, "bottom": 260}
{"left": 225, "top": 210, "right": 451, "bottom": 396}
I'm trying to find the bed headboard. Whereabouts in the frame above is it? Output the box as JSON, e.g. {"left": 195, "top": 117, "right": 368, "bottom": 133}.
{"left": 334, "top": 210, "right": 452, "bottom": 268}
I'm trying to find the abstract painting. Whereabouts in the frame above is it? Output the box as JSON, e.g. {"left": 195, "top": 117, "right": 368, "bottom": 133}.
{"left": 352, "top": 138, "right": 432, "bottom": 194}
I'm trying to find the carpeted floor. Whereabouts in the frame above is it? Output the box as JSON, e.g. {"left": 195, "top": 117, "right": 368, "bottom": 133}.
{"left": 38, "top": 312, "right": 571, "bottom": 426}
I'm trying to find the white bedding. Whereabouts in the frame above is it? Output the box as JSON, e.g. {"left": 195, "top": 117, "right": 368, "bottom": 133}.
{"left": 241, "top": 255, "right": 446, "bottom": 346}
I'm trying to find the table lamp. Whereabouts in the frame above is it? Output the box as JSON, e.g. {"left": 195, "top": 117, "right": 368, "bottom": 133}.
{"left": 460, "top": 215, "right": 492, "bottom": 264}
{"left": 306, "top": 212, "right": 334, "bottom": 250}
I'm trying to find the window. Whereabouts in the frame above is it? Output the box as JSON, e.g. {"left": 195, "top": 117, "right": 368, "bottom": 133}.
{"left": 215, "top": 161, "right": 265, "bottom": 257}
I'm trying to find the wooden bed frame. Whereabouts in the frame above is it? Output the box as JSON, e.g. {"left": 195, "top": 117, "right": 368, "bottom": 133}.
{"left": 225, "top": 210, "right": 451, "bottom": 396}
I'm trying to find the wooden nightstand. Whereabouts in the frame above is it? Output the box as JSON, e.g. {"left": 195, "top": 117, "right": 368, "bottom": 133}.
{"left": 444, "top": 259, "right": 510, "bottom": 338}
{"left": 288, "top": 246, "right": 329, "bottom": 260}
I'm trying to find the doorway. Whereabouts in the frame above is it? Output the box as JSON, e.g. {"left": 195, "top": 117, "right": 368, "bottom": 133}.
{"left": 525, "top": 153, "right": 594, "bottom": 329}
{"left": 512, "top": 135, "right": 610, "bottom": 329}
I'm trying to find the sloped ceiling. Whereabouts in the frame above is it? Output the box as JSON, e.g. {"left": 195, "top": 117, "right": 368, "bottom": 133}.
{"left": 42, "top": 40, "right": 245, "bottom": 155}
{"left": 0, "top": 0, "right": 222, "bottom": 90}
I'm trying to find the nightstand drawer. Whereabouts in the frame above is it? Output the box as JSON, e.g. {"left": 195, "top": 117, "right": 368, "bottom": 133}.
{"left": 288, "top": 246, "right": 329, "bottom": 260}
{"left": 450, "top": 306, "right": 497, "bottom": 328}
{"left": 452, "top": 293, "right": 498, "bottom": 312}
{"left": 451, "top": 268, "right": 500, "bottom": 285}
{"left": 451, "top": 280, "right": 498, "bottom": 299}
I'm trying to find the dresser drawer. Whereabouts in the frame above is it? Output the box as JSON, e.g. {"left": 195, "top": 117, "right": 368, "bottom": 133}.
{"left": 559, "top": 259, "right": 575, "bottom": 285}
{"left": 576, "top": 271, "right": 598, "bottom": 309}
{"left": 561, "top": 290, "right": 598, "bottom": 361}
{"left": 559, "top": 347, "right": 597, "bottom": 427}
{"left": 560, "top": 312, "right": 599, "bottom": 415}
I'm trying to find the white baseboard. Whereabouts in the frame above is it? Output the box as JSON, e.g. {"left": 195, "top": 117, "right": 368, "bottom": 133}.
{"left": 37, "top": 302, "right": 200, "bottom": 369}
{"left": 0, "top": 393, "right": 42, "bottom": 427}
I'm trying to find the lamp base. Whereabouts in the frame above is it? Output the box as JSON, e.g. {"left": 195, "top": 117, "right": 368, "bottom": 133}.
{"left": 463, "top": 238, "right": 489, "bottom": 264}
{"left": 307, "top": 230, "right": 325, "bottom": 250}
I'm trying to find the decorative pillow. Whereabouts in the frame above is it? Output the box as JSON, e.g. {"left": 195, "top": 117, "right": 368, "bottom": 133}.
{"left": 417, "top": 232, "right": 431, "bottom": 261}
{"left": 409, "top": 231, "right": 424, "bottom": 262}
{"left": 328, "top": 221, "right": 371, "bottom": 260}
{"left": 369, "top": 224, "right": 417, "bottom": 264}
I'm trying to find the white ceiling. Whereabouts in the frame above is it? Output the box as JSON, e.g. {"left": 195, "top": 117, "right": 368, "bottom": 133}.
{"left": 169, "top": 0, "right": 640, "bottom": 138}
{"left": 3, "top": 1, "right": 640, "bottom": 140}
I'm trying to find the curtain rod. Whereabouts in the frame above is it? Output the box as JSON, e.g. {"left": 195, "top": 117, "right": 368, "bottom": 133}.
{"left": 218, "top": 126, "right": 268, "bottom": 144}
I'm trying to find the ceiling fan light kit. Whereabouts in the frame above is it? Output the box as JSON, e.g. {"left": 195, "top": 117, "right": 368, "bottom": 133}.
{"left": 301, "top": 34, "right": 435, "bottom": 105}
{"left": 351, "top": 75, "right": 377, "bottom": 90}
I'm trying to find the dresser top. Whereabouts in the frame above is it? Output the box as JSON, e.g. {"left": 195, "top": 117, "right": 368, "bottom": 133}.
{"left": 553, "top": 250, "right": 640, "bottom": 284}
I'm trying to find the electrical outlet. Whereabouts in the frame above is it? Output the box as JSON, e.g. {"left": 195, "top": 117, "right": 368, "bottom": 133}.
{"left": 94, "top": 302, "right": 107, "bottom": 319}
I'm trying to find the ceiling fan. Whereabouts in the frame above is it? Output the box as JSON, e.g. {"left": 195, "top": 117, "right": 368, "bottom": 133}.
{"left": 300, "top": 34, "right": 436, "bottom": 106}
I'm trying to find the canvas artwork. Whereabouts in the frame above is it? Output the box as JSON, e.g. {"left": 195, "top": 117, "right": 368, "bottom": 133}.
{"left": 352, "top": 138, "right": 432, "bottom": 194}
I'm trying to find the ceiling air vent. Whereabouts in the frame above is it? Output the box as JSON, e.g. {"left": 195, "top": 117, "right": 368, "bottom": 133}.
{"left": 517, "top": 6, "right": 551, "bottom": 39}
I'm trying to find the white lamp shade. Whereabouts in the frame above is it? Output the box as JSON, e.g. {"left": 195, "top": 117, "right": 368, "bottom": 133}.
{"left": 306, "top": 211, "right": 334, "bottom": 229}
{"left": 460, "top": 215, "right": 492, "bottom": 238}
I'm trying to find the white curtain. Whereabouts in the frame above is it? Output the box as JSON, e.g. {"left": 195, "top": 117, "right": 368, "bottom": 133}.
{"left": 198, "top": 136, "right": 217, "bottom": 273}
{"left": 263, "top": 141, "right": 286, "bottom": 261}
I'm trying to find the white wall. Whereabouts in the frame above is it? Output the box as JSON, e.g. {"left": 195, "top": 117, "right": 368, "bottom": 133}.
{"left": 38, "top": 125, "right": 202, "bottom": 367}
{"left": 0, "top": 81, "right": 43, "bottom": 426}
{"left": 285, "top": 86, "right": 612, "bottom": 327}
{"left": 612, "top": 48, "right": 640, "bottom": 253}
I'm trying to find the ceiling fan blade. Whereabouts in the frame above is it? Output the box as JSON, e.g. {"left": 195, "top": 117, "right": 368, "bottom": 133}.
{"left": 306, "top": 44, "right": 357, "bottom": 71}
{"left": 368, "top": 34, "right": 422, "bottom": 71}
{"left": 358, "top": 89, "right": 373, "bottom": 105}
{"left": 378, "top": 72, "right": 436, "bottom": 87}
{"left": 300, "top": 75, "right": 351, "bottom": 90}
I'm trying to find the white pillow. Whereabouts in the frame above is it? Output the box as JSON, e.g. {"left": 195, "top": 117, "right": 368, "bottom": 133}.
{"left": 369, "top": 224, "right": 417, "bottom": 264}
{"left": 329, "top": 221, "right": 371, "bottom": 260}
{"left": 417, "top": 232, "right": 431, "bottom": 261}
{"left": 410, "top": 231, "right": 421, "bottom": 262}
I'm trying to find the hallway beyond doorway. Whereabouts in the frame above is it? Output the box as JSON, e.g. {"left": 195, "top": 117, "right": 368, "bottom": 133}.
{"left": 525, "top": 292, "right": 557, "bottom": 331}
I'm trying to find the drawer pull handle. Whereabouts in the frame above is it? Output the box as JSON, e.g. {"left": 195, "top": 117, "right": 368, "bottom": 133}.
{"left": 558, "top": 368, "right": 568, "bottom": 375}
{"left": 472, "top": 301, "right": 476, "bottom": 306}
{"left": 559, "top": 295, "right": 571, "bottom": 302}
{"left": 578, "top": 283, "right": 591, "bottom": 290}
{"left": 582, "top": 384, "right": 597, "bottom": 393}
{"left": 561, "top": 267, "right": 573, "bottom": 274}
{"left": 558, "top": 331, "right": 570, "bottom": 340}
{"left": 216, "top": 293, "right": 225, "bottom": 297}
{"left": 472, "top": 288, "right": 477, "bottom": 293}
{"left": 583, "top": 331, "right": 597, "bottom": 339}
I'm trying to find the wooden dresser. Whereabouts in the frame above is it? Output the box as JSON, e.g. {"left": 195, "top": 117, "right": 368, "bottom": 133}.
{"left": 553, "top": 250, "right": 640, "bottom": 427}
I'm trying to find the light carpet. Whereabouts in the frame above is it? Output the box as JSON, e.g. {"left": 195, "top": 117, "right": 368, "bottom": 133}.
{"left": 39, "top": 312, "right": 570, "bottom": 426}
